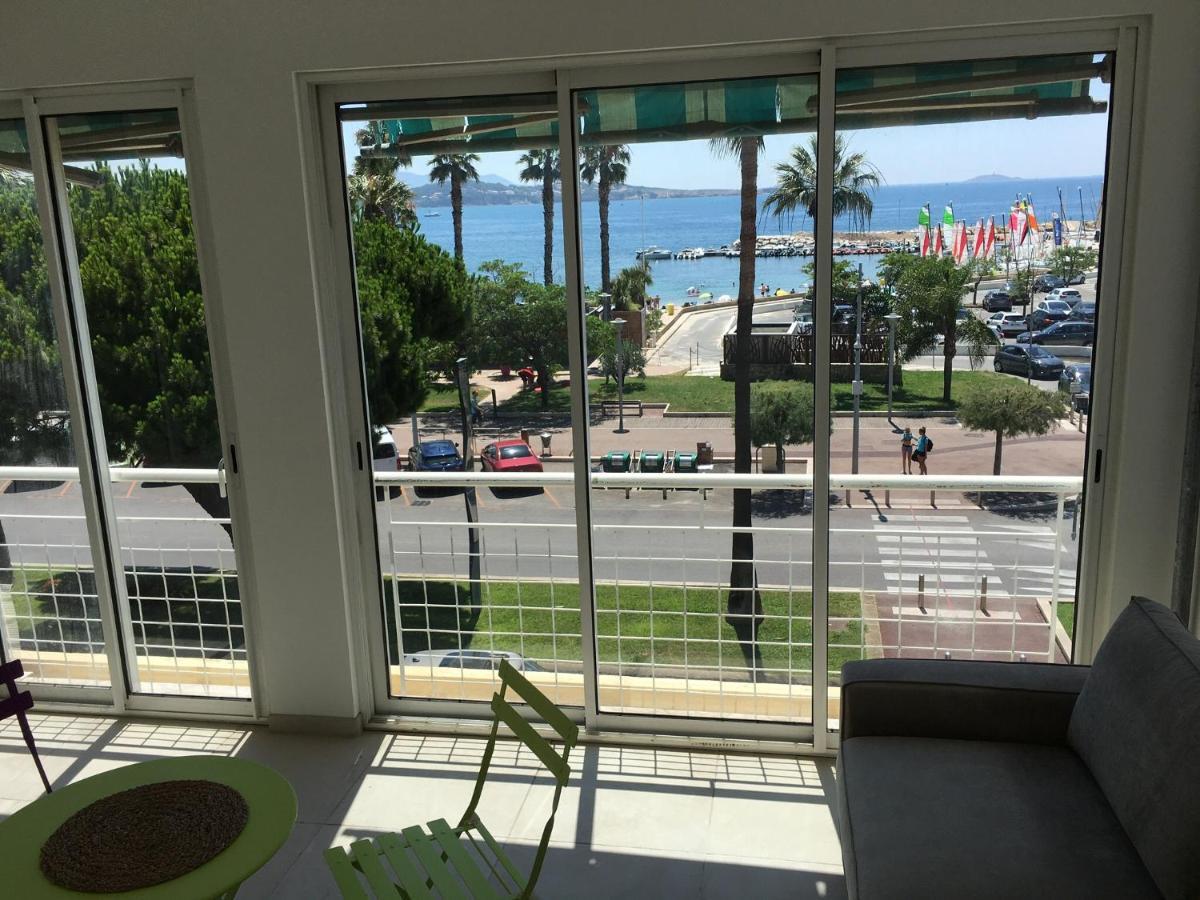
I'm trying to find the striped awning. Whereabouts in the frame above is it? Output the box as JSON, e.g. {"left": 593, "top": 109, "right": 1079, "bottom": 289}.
{"left": 348, "top": 52, "right": 1108, "bottom": 158}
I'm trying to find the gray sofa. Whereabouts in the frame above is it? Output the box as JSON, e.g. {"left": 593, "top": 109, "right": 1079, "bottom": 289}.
{"left": 837, "top": 597, "right": 1200, "bottom": 900}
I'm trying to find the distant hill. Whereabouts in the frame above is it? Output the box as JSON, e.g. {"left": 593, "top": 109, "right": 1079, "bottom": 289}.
{"left": 964, "top": 173, "right": 1023, "bottom": 183}
{"left": 410, "top": 180, "right": 739, "bottom": 207}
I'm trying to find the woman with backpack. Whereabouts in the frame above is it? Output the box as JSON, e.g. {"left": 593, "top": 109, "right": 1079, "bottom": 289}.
{"left": 913, "top": 426, "right": 933, "bottom": 475}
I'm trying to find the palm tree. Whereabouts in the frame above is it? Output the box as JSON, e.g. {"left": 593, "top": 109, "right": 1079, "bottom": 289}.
{"left": 711, "top": 135, "right": 765, "bottom": 678}
{"left": 579, "top": 145, "right": 630, "bottom": 292}
{"left": 763, "top": 133, "right": 881, "bottom": 233}
{"left": 611, "top": 264, "right": 653, "bottom": 312}
{"left": 429, "top": 153, "right": 481, "bottom": 261}
{"left": 517, "top": 148, "right": 560, "bottom": 285}
{"left": 347, "top": 171, "right": 417, "bottom": 228}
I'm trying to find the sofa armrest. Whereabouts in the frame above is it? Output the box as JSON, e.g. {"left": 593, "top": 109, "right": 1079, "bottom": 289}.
{"left": 840, "top": 659, "right": 1090, "bottom": 746}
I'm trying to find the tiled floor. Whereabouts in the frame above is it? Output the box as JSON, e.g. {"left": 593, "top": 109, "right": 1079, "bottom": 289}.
{"left": 0, "top": 715, "right": 846, "bottom": 898}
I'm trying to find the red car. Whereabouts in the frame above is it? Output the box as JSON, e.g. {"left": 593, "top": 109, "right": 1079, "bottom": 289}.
{"left": 480, "top": 439, "right": 543, "bottom": 473}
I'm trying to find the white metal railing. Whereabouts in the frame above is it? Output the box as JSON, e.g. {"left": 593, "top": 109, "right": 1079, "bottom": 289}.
{"left": 0, "top": 465, "right": 244, "bottom": 697}
{"left": 374, "top": 468, "right": 1082, "bottom": 721}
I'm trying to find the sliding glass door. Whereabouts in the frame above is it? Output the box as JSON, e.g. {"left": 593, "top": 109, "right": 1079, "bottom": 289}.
{"left": 321, "top": 36, "right": 1125, "bottom": 740}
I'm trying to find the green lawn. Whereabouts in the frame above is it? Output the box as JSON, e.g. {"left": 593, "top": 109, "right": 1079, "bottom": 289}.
{"left": 388, "top": 578, "right": 868, "bottom": 679}
{"left": 498, "top": 370, "right": 1003, "bottom": 414}
{"left": 420, "top": 384, "right": 491, "bottom": 413}
{"left": 1056, "top": 601, "right": 1075, "bottom": 635}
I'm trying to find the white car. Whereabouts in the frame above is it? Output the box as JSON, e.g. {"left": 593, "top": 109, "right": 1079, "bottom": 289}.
{"left": 988, "top": 311, "right": 1029, "bottom": 337}
{"left": 792, "top": 312, "right": 814, "bottom": 333}
{"left": 1035, "top": 298, "right": 1074, "bottom": 317}
{"left": 1046, "top": 287, "right": 1084, "bottom": 306}
{"left": 404, "top": 649, "right": 543, "bottom": 672}
{"left": 372, "top": 426, "right": 399, "bottom": 473}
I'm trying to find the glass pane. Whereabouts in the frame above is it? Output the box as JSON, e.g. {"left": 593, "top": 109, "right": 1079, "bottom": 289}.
{"left": 340, "top": 92, "right": 583, "bottom": 708}
{"left": 574, "top": 72, "right": 820, "bottom": 722}
{"left": 0, "top": 118, "right": 109, "bottom": 687}
{"left": 53, "top": 109, "right": 247, "bottom": 699}
{"left": 825, "top": 52, "right": 1113, "bottom": 729}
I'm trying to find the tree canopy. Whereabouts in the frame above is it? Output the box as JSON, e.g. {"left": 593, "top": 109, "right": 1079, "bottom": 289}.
{"left": 1047, "top": 245, "right": 1099, "bottom": 281}
{"left": 748, "top": 381, "right": 817, "bottom": 474}
{"left": 957, "top": 378, "right": 1067, "bottom": 474}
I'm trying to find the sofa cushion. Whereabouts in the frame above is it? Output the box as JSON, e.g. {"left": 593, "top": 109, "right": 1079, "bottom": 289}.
{"left": 839, "top": 736, "right": 1161, "bottom": 900}
{"left": 1068, "top": 597, "right": 1200, "bottom": 900}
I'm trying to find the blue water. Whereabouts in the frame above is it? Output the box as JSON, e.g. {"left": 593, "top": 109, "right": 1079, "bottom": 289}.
{"left": 414, "top": 176, "right": 1104, "bottom": 302}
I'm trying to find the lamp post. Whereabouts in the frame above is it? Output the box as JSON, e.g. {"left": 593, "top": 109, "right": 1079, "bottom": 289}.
{"left": 456, "top": 357, "right": 481, "bottom": 612}
{"left": 884, "top": 312, "right": 901, "bottom": 429}
{"left": 613, "top": 318, "right": 628, "bottom": 434}
{"left": 851, "top": 264, "right": 863, "bottom": 475}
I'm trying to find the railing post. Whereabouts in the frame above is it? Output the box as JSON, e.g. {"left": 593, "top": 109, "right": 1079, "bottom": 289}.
{"left": 979, "top": 575, "right": 988, "bottom": 615}
{"left": 918, "top": 573, "right": 926, "bottom": 613}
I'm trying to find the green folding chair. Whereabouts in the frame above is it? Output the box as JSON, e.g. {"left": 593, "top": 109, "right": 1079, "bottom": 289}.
{"left": 325, "top": 660, "right": 578, "bottom": 899}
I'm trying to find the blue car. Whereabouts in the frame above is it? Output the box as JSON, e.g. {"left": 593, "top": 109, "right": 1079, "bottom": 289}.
{"left": 407, "top": 439, "right": 464, "bottom": 472}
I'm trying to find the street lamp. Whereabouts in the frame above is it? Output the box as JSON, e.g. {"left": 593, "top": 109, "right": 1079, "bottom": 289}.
{"left": 851, "top": 264, "right": 863, "bottom": 475}
{"left": 455, "top": 357, "right": 481, "bottom": 612}
{"left": 884, "top": 312, "right": 901, "bottom": 430}
{"left": 612, "top": 318, "right": 628, "bottom": 434}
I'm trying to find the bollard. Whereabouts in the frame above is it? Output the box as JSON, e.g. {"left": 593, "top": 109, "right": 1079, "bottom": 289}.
{"left": 885, "top": 488, "right": 891, "bottom": 508}
{"left": 944, "top": 651, "right": 952, "bottom": 660}
{"left": 1018, "top": 653, "right": 1027, "bottom": 663}
{"left": 930, "top": 489, "right": 936, "bottom": 508}
{"left": 918, "top": 574, "right": 926, "bottom": 613}
{"left": 491, "top": 388, "right": 498, "bottom": 419}
{"left": 979, "top": 575, "right": 988, "bottom": 614}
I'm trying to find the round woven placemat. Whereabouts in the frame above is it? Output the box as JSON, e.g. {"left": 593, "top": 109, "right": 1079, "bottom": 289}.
{"left": 39, "top": 779, "right": 249, "bottom": 893}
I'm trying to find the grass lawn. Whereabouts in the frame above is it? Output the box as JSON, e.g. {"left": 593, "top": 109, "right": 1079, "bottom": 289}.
{"left": 420, "top": 384, "right": 490, "bottom": 413}
{"left": 498, "top": 370, "right": 1003, "bottom": 415}
{"left": 388, "top": 578, "right": 867, "bottom": 679}
{"left": 1056, "top": 601, "right": 1075, "bottom": 635}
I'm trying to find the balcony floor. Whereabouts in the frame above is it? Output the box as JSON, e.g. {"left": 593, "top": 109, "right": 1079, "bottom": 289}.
{"left": 0, "top": 715, "right": 845, "bottom": 898}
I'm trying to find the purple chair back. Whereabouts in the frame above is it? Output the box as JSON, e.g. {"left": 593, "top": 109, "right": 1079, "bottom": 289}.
{"left": 0, "top": 659, "right": 52, "bottom": 793}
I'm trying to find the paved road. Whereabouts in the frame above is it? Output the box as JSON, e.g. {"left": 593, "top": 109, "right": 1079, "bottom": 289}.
{"left": 0, "top": 478, "right": 1079, "bottom": 604}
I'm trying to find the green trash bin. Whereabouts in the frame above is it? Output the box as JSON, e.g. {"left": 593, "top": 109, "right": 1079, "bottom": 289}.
{"left": 601, "top": 451, "right": 632, "bottom": 473}
{"left": 639, "top": 451, "right": 666, "bottom": 473}
{"left": 673, "top": 452, "right": 698, "bottom": 474}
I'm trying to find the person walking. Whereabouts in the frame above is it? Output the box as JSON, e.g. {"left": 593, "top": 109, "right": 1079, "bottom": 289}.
{"left": 900, "top": 426, "right": 914, "bottom": 474}
{"left": 913, "top": 426, "right": 932, "bottom": 476}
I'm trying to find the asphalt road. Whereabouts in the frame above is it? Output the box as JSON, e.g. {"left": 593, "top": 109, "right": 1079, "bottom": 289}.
{"left": 0, "top": 478, "right": 1079, "bottom": 605}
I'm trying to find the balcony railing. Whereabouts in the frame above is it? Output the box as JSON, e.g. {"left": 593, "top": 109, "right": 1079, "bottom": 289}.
{"left": 374, "top": 468, "right": 1082, "bottom": 724}
{"left": 0, "top": 465, "right": 245, "bottom": 698}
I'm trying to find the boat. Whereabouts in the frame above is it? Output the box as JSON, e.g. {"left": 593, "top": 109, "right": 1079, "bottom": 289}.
{"left": 636, "top": 246, "right": 672, "bottom": 261}
{"left": 424, "top": 211, "right": 440, "bottom": 217}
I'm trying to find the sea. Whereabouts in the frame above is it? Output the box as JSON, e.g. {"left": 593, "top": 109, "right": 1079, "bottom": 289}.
{"left": 413, "top": 176, "right": 1105, "bottom": 302}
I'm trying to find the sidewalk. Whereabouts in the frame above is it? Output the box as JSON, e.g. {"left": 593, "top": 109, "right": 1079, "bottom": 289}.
{"left": 403, "top": 407, "right": 1086, "bottom": 478}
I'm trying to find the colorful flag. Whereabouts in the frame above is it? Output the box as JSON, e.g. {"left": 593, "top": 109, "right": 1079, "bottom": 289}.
{"left": 983, "top": 217, "right": 996, "bottom": 258}
{"left": 972, "top": 219, "right": 985, "bottom": 258}
{"left": 918, "top": 204, "right": 931, "bottom": 228}
{"left": 952, "top": 221, "right": 968, "bottom": 264}
{"left": 933, "top": 224, "right": 944, "bottom": 257}
{"left": 1015, "top": 210, "right": 1029, "bottom": 246}
{"left": 943, "top": 204, "right": 955, "bottom": 228}
{"left": 917, "top": 204, "right": 930, "bottom": 256}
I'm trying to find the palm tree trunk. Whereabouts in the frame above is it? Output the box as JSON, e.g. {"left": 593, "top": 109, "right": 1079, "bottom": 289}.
{"left": 451, "top": 175, "right": 464, "bottom": 261}
{"left": 728, "top": 138, "right": 762, "bottom": 680}
{"left": 943, "top": 318, "right": 956, "bottom": 405}
{"left": 541, "top": 167, "right": 554, "bottom": 286}
{"left": 599, "top": 177, "right": 612, "bottom": 293}
{"left": 993, "top": 431, "right": 1003, "bottom": 476}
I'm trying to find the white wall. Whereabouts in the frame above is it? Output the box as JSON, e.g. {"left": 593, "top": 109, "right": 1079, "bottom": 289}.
{"left": 2, "top": 2, "right": 1197, "bottom": 723}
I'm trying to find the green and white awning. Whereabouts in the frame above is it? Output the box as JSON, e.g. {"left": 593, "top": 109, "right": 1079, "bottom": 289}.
{"left": 345, "top": 52, "right": 1108, "bottom": 158}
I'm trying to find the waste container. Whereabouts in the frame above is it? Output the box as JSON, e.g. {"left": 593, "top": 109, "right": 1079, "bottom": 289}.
{"left": 674, "top": 452, "right": 699, "bottom": 474}
{"left": 696, "top": 442, "right": 714, "bottom": 465}
{"left": 601, "top": 451, "right": 632, "bottom": 473}
{"left": 666, "top": 303, "right": 675, "bottom": 316}
{"left": 639, "top": 451, "right": 666, "bottom": 473}
{"left": 539, "top": 431, "right": 553, "bottom": 457}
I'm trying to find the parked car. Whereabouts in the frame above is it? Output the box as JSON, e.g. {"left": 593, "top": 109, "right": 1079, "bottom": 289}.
{"left": 404, "top": 649, "right": 544, "bottom": 672}
{"left": 1035, "top": 297, "right": 1075, "bottom": 316}
{"left": 1029, "top": 320, "right": 1095, "bottom": 346}
{"left": 1059, "top": 363, "right": 1092, "bottom": 413}
{"left": 988, "top": 311, "right": 1029, "bottom": 337}
{"left": 1065, "top": 272, "right": 1087, "bottom": 285}
{"left": 1030, "top": 307, "right": 1069, "bottom": 330}
{"left": 408, "top": 439, "right": 464, "bottom": 472}
{"left": 982, "top": 289, "right": 1013, "bottom": 312}
{"left": 993, "top": 344, "right": 1065, "bottom": 379}
{"left": 1033, "top": 274, "right": 1066, "bottom": 293}
{"left": 480, "top": 439, "right": 543, "bottom": 473}
{"left": 831, "top": 304, "right": 855, "bottom": 326}
{"left": 1046, "top": 287, "right": 1084, "bottom": 306}
{"left": 1069, "top": 300, "right": 1097, "bottom": 322}
{"left": 372, "top": 427, "right": 400, "bottom": 473}
{"left": 792, "top": 311, "right": 814, "bottom": 333}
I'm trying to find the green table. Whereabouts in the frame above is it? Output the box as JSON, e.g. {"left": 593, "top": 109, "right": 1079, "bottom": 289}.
{"left": 0, "top": 755, "right": 297, "bottom": 899}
